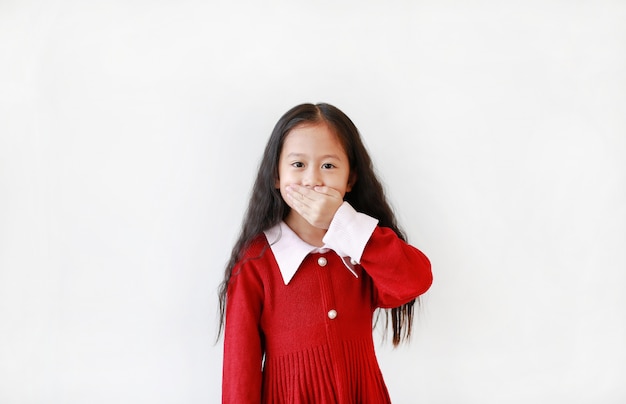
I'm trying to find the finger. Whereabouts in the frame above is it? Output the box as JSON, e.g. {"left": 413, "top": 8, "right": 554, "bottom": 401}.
{"left": 286, "top": 188, "right": 311, "bottom": 211}
{"left": 312, "top": 185, "right": 342, "bottom": 199}
{"left": 289, "top": 184, "right": 340, "bottom": 201}
{"left": 287, "top": 184, "right": 317, "bottom": 203}
{"left": 287, "top": 195, "right": 317, "bottom": 225}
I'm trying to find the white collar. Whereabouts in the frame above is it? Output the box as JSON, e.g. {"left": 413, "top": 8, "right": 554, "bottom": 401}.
{"left": 264, "top": 221, "right": 358, "bottom": 285}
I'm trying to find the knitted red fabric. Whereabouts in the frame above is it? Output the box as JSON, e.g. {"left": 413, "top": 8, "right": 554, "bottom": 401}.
{"left": 222, "top": 226, "right": 432, "bottom": 403}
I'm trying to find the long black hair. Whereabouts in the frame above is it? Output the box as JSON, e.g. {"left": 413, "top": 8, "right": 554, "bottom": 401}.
{"left": 218, "top": 102, "right": 417, "bottom": 346}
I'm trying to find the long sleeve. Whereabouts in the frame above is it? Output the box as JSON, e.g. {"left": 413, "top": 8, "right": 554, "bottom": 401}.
{"left": 323, "top": 202, "right": 432, "bottom": 308}
{"left": 360, "top": 226, "right": 432, "bottom": 308}
{"left": 222, "top": 253, "right": 265, "bottom": 403}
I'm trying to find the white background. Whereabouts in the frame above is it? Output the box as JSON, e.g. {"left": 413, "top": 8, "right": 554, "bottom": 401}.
{"left": 1, "top": 1, "right": 625, "bottom": 403}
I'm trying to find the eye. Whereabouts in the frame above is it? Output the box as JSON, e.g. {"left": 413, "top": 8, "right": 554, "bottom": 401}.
{"left": 291, "top": 162, "right": 304, "bottom": 168}
{"left": 321, "top": 163, "right": 335, "bottom": 169}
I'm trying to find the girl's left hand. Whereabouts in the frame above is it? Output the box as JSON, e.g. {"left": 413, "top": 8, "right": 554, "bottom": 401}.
{"left": 286, "top": 184, "right": 343, "bottom": 229}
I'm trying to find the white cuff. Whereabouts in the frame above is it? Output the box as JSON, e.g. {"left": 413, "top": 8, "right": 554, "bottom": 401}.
{"left": 323, "top": 202, "right": 378, "bottom": 264}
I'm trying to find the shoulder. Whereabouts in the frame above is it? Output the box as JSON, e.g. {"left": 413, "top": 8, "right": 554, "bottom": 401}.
{"left": 231, "top": 233, "right": 273, "bottom": 279}
{"left": 239, "top": 233, "right": 269, "bottom": 260}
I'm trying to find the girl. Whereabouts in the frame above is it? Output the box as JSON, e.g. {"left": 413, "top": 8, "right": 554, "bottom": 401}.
{"left": 218, "top": 103, "right": 432, "bottom": 403}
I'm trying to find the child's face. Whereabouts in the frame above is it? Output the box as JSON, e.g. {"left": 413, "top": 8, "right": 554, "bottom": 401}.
{"left": 276, "top": 122, "right": 354, "bottom": 203}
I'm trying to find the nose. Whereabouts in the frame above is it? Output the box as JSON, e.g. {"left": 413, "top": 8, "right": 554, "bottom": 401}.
{"left": 302, "top": 167, "right": 322, "bottom": 188}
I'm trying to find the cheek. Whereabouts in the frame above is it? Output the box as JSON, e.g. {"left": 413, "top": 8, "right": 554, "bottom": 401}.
{"left": 345, "top": 172, "right": 356, "bottom": 192}
{"left": 278, "top": 186, "right": 295, "bottom": 209}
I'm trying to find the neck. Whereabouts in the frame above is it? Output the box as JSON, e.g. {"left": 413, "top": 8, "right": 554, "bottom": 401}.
{"left": 284, "top": 212, "right": 326, "bottom": 247}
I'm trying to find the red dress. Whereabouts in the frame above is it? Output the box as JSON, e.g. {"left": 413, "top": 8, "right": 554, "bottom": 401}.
{"left": 222, "top": 224, "right": 432, "bottom": 403}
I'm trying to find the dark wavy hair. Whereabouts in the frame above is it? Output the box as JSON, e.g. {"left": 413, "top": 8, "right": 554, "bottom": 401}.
{"left": 218, "top": 102, "right": 417, "bottom": 346}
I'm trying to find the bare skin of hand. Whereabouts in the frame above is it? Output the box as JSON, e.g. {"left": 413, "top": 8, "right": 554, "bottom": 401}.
{"left": 286, "top": 184, "right": 344, "bottom": 229}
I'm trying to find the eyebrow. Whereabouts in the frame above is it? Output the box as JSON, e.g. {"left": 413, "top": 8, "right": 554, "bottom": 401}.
{"left": 286, "top": 152, "right": 343, "bottom": 160}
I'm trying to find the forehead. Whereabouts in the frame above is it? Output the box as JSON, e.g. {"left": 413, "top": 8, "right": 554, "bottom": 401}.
{"left": 282, "top": 122, "right": 347, "bottom": 156}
